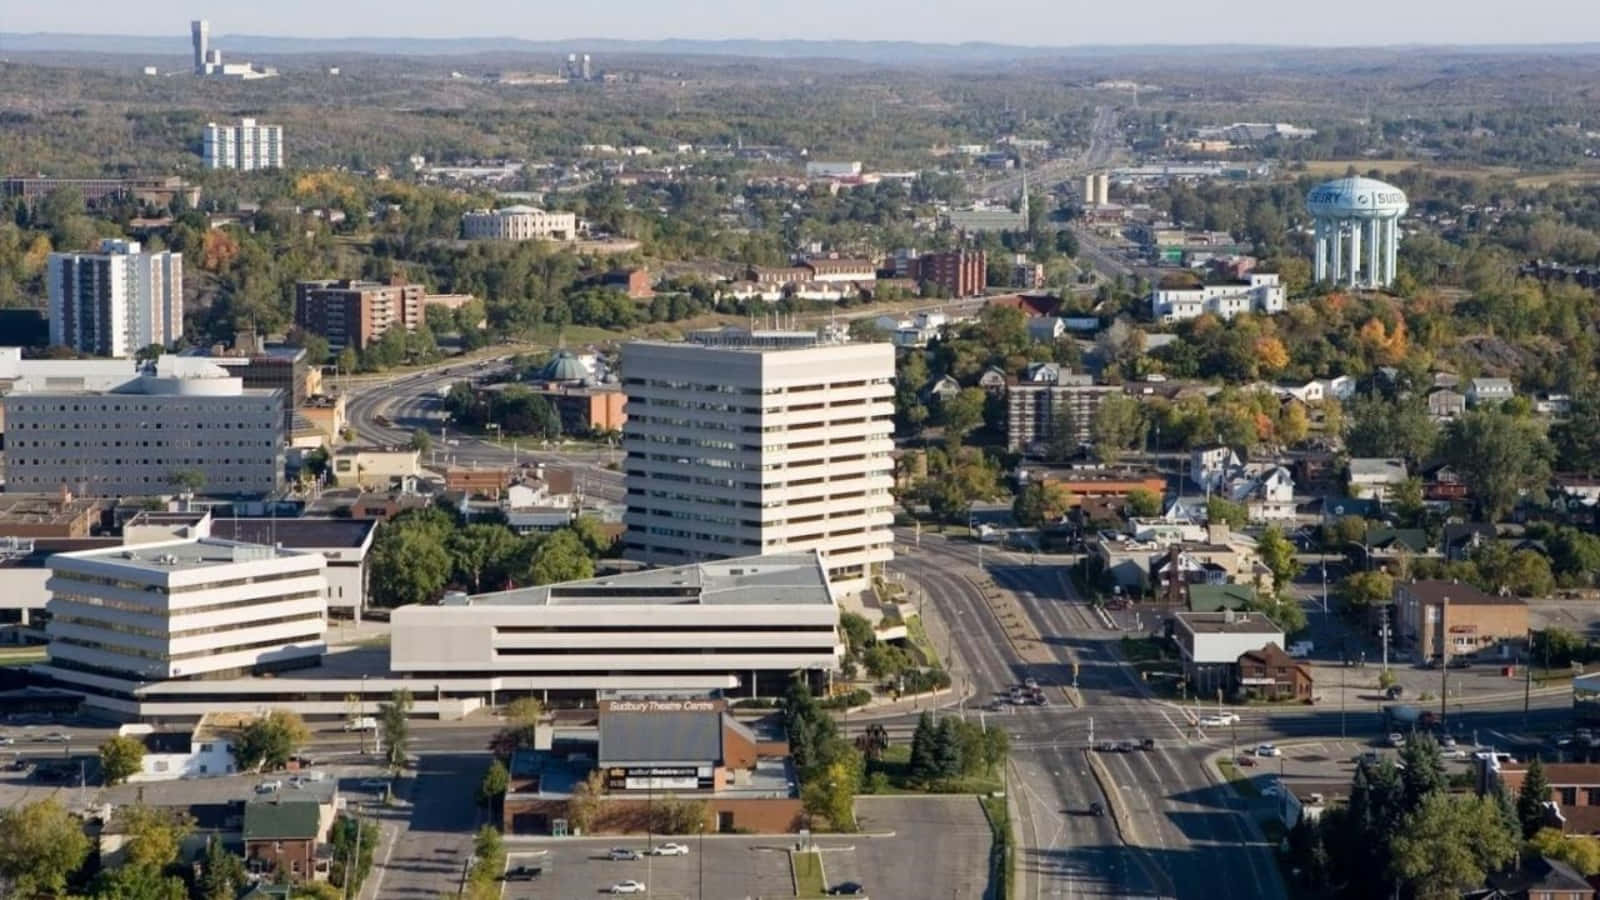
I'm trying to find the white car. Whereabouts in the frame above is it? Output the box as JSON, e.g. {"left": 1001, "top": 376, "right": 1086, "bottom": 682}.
{"left": 1256, "top": 744, "right": 1281, "bottom": 757}
{"left": 1199, "top": 715, "right": 1225, "bottom": 727}
{"left": 1388, "top": 732, "right": 1406, "bottom": 747}
{"left": 652, "top": 843, "right": 689, "bottom": 856}
{"left": 610, "top": 881, "right": 647, "bottom": 895}
{"left": 1216, "top": 712, "right": 1240, "bottom": 725}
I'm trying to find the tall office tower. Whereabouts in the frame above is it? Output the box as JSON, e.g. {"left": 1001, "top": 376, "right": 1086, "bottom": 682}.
{"left": 203, "top": 118, "right": 284, "bottom": 171}
{"left": 581, "top": 53, "right": 593, "bottom": 80}
{"left": 621, "top": 329, "right": 896, "bottom": 594}
{"left": 47, "top": 239, "right": 182, "bottom": 358}
{"left": 191, "top": 19, "right": 209, "bottom": 74}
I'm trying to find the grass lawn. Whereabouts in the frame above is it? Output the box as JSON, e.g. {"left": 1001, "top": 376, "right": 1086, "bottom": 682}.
{"left": 978, "top": 794, "right": 1014, "bottom": 900}
{"left": 0, "top": 646, "right": 46, "bottom": 667}
{"left": 904, "top": 615, "right": 940, "bottom": 668}
{"left": 792, "top": 850, "right": 827, "bottom": 898}
{"left": 1217, "top": 758, "right": 1261, "bottom": 798}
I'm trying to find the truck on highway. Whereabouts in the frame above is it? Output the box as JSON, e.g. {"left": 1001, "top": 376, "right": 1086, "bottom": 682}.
{"left": 1383, "top": 703, "right": 1437, "bottom": 732}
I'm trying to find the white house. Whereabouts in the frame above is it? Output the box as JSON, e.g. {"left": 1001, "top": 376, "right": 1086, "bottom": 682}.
{"left": 1149, "top": 273, "right": 1285, "bottom": 323}
{"left": 1230, "top": 465, "right": 1296, "bottom": 522}
{"left": 1348, "top": 458, "right": 1409, "bottom": 501}
{"left": 119, "top": 721, "right": 237, "bottom": 781}
{"left": 1467, "top": 377, "right": 1514, "bottom": 407}
{"left": 1191, "top": 445, "right": 1243, "bottom": 492}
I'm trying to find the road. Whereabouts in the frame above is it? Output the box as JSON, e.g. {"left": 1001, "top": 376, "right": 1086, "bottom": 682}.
{"left": 337, "top": 358, "right": 625, "bottom": 504}
{"left": 978, "top": 105, "right": 1124, "bottom": 202}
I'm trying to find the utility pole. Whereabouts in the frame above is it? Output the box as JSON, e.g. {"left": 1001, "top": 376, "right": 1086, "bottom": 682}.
{"left": 1381, "top": 606, "right": 1391, "bottom": 672}
{"left": 1439, "top": 596, "right": 1451, "bottom": 730}
{"left": 1524, "top": 629, "right": 1533, "bottom": 728}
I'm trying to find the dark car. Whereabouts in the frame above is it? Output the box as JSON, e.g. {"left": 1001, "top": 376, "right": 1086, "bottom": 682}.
{"left": 1384, "top": 685, "right": 1403, "bottom": 700}
{"left": 1088, "top": 801, "right": 1105, "bottom": 817}
{"left": 504, "top": 865, "right": 541, "bottom": 881}
{"left": 1139, "top": 738, "right": 1156, "bottom": 751}
{"left": 1116, "top": 740, "right": 1139, "bottom": 753}
{"left": 1094, "top": 741, "right": 1119, "bottom": 753}
{"left": 828, "top": 882, "right": 865, "bottom": 896}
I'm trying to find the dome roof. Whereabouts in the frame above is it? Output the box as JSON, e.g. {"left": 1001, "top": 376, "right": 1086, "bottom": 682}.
{"left": 1306, "top": 176, "right": 1409, "bottom": 219}
{"left": 539, "top": 350, "right": 588, "bottom": 382}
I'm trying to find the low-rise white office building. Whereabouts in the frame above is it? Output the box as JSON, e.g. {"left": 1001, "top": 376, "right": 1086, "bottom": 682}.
{"left": 37, "top": 538, "right": 327, "bottom": 716}
{"left": 1172, "top": 609, "right": 1285, "bottom": 696}
{"left": 206, "top": 518, "right": 377, "bottom": 621}
{"left": 391, "top": 552, "right": 842, "bottom": 699}
{"left": 0, "top": 350, "right": 283, "bottom": 497}
{"left": 1149, "top": 273, "right": 1285, "bottom": 323}
{"left": 461, "top": 206, "right": 577, "bottom": 241}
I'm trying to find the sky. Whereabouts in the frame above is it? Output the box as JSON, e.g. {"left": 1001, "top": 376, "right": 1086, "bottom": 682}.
{"left": 6, "top": 0, "right": 1599, "bottom": 46}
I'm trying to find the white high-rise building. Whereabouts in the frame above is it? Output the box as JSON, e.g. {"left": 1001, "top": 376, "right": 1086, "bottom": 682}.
{"left": 203, "top": 118, "right": 283, "bottom": 171}
{"left": 621, "top": 329, "right": 895, "bottom": 593}
{"left": 39, "top": 538, "right": 327, "bottom": 715}
{"left": 47, "top": 239, "right": 182, "bottom": 359}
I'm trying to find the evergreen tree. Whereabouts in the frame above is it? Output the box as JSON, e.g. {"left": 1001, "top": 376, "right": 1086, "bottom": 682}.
{"left": 908, "top": 711, "right": 938, "bottom": 785}
{"left": 1518, "top": 756, "right": 1553, "bottom": 838}
{"left": 1398, "top": 733, "right": 1447, "bottom": 810}
{"left": 933, "top": 717, "right": 962, "bottom": 780}
{"left": 1342, "top": 758, "right": 1406, "bottom": 898}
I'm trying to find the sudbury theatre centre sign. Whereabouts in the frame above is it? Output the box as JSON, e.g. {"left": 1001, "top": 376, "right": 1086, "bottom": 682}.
{"left": 603, "top": 699, "right": 722, "bottom": 714}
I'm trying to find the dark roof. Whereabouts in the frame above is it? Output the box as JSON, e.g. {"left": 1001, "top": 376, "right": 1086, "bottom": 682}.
{"left": 1401, "top": 579, "right": 1524, "bottom": 607}
{"left": 1443, "top": 522, "right": 1497, "bottom": 549}
{"left": 1488, "top": 855, "right": 1594, "bottom": 894}
{"left": 1365, "top": 527, "right": 1431, "bottom": 554}
{"left": 139, "top": 731, "right": 194, "bottom": 754}
{"left": 0, "top": 537, "right": 121, "bottom": 570}
{"left": 599, "top": 710, "right": 722, "bottom": 765}
{"left": 1187, "top": 584, "right": 1256, "bottom": 613}
{"left": 1238, "top": 642, "right": 1310, "bottom": 676}
{"left": 243, "top": 800, "right": 321, "bottom": 841}
{"left": 208, "top": 518, "right": 377, "bottom": 549}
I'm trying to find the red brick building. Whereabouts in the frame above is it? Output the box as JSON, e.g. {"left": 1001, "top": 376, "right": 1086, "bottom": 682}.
{"left": 244, "top": 799, "right": 326, "bottom": 881}
{"left": 294, "top": 277, "right": 424, "bottom": 351}
{"left": 915, "top": 249, "right": 987, "bottom": 298}
{"left": 1236, "top": 643, "right": 1313, "bottom": 702}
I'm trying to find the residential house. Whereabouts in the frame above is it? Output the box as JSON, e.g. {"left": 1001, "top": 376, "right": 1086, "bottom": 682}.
{"left": 1489, "top": 759, "right": 1600, "bottom": 838}
{"left": 1347, "top": 458, "right": 1408, "bottom": 502}
{"left": 1190, "top": 447, "right": 1295, "bottom": 522}
{"left": 1394, "top": 579, "right": 1529, "bottom": 664}
{"left": 1477, "top": 856, "right": 1596, "bottom": 900}
{"left": 977, "top": 366, "right": 1009, "bottom": 394}
{"left": 1426, "top": 389, "right": 1466, "bottom": 421}
{"left": 1421, "top": 462, "right": 1468, "bottom": 503}
{"left": 1537, "top": 393, "right": 1574, "bottom": 416}
{"left": 119, "top": 720, "right": 237, "bottom": 781}
{"left": 1443, "top": 523, "right": 1498, "bottom": 561}
{"left": 1236, "top": 643, "right": 1313, "bottom": 702}
{"left": 243, "top": 798, "right": 332, "bottom": 881}
{"left": 1171, "top": 610, "right": 1285, "bottom": 696}
{"left": 924, "top": 374, "right": 961, "bottom": 401}
{"left": 1467, "top": 377, "right": 1515, "bottom": 407}
{"left": 1360, "top": 527, "right": 1434, "bottom": 568}
{"left": 1190, "top": 446, "right": 1242, "bottom": 493}
{"left": 1554, "top": 475, "right": 1600, "bottom": 523}
{"left": 1027, "top": 317, "right": 1066, "bottom": 343}
{"left": 1024, "top": 362, "right": 1063, "bottom": 384}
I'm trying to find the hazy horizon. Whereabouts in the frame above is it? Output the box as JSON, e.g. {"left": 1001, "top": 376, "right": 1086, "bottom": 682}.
{"left": 5, "top": 0, "right": 1599, "bottom": 47}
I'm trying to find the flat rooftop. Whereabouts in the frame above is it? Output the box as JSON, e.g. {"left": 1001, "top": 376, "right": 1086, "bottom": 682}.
{"left": 51, "top": 538, "right": 303, "bottom": 574}
{"left": 209, "top": 517, "right": 377, "bottom": 549}
{"left": 466, "top": 551, "right": 832, "bottom": 607}
{"left": 1175, "top": 611, "right": 1283, "bottom": 634}
{"left": 0, "top": 493, "right": 102, "bottom": 526}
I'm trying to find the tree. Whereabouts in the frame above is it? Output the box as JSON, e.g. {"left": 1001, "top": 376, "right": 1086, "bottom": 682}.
{"left": 378, "top": 689, "right": 414, "bottom": 771}
{"left": 409, "top": 428, "right": 431, "bottom": 453}
{"left": 448, "top": 524, "right": 521, "bottom": 592}
{"left": 1044, "top": 406, "right": 1079, "bottom": 462}
{"left": 165, "top": 468, "right": 205, "bottom": 495}
{"left": 1090, "top": 393, "right": 1145, "bottom": 463}
{"left": 1518, "top": 756, "right": 1553, "bottom": 838}
{"left": 328, "top": 816, "right": 379, "bottom": 894}
{"left": 478, "top": 759, "right": 509, "bottom": 809}
{"left": 1126, "top": 487, "right": 1163, "bottom": 518}
{"left": 1389, "top": 792, "right": 1518, "bottom": 900}
{"left": 196, "top": 836, "right": 248, "bottom": 900}
{"left": 1204, "top": 497, "right": 1248, "bottom": 528}
{"left": 1346, "top": 394, "right": 1438, "bottom": 463}
{"left": 567, "top": 769, "right": 606, "bottom": 834}
{"left": 1473, "top": 543, "right": 1556, "bottom": 597}
{"left": 99, "top": 734, "right": 146, "bottom": 786}
{"left": 1339, "top": 570, "right": 1395, "bottom": 610}
{"left": 932, "top": 717, "right": 962, "bottom": 780}
{"left": 234, "top": 709, "right": 310, "bottom": 772}
{"left": 369, "top": 522, "right": 451, "bottom": 607}
{"left": 1444, "top": 409, "right": 1554, "bottom": 521}
{"left": 908, "top": 711, "right": 938, "bottom": 785}
{"left": 801, "top": 758, "right": 860, "bottom": 832}
{"left": 1278, "top": 401, "right": 1311, "bottom": 446}
{"left": 1012, "top": 480, "right": 1074, "bottom": 527}
{"left": 1397, "top": 734, "right": 1446, "bottom": 810}
{"left": 527, "top": 529, "right": 595, "bottom": 585}
{"left": 1256, "top": 527, "right": 1302, "bottom": 593}
{"left": 0, "top": 797, "right": 90, "bottom": 897}
{"left": 939, "top": 387, "right": 988, "bottom": 443}
{"left": 504, "top": 697, "right": 544, "bottom": 728}
{"left": 89, "top": 862, "right": 188, "bottom": 899}
{"left": 1554, "top": 386, "right": 1600, "bottom": 475}
{"left": 1528, "top": 827, "right": 1600, "bottom": 876}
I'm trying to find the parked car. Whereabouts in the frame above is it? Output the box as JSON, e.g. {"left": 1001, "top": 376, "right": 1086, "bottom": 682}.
{"left": 1441, "top": 735, "right": 1458, "bottom": 749}
{"left": 1384, "top": 685, "right": 1404, "bottom": 700}
{"left": 1024, "top": 678, "right": 1040, "bottom": 690}
{"left": 608, "top": 848, "right": 641, "bottom": 862}
{"left": 828, "top": 882, "right": 866, "bottom": 896}
{"left": 1094, "top": 741, "right": 1119, "bottom": 753}
{"left": 255, "top": 780, "right": 282, "bottom": 793}
{"left": 1235, "top": 755, "right": 1257, "bottom": 767}
{"left": 1139, "top": 738, "right": 1156, "bottom": 751}
{"left": 42, "top": 732, "right": 69, "bottom": 743}
{"left": 1087, "top": 801, "right": 1105, "bottom": 817}
{"left": 343, "top": 717, "right": 377, "bottom": 732}
{"left": 1116, "top": 740, "right": 1139, "bottom": 753}
{"left": 652, "top": 843, "right": 689, "bottom": 857}
{"left": 0, "top": 737, "right": 12, "bottom": 746}
{"left": 1256, "top": 744, "right": 1281, "bottom": 757}
{"left": 1387, "top": 732, "right": 1406, "bottom": 747}
{"left": 609, "top": 881, "right": 647, "bottom": 894}
{"left": 504, "top": 865, "right": 541, "bottom": 881}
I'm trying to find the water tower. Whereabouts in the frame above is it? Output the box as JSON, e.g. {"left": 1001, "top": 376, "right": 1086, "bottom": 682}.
{"left": 1306, "top": 176, "right": 1408, "bottom": 289}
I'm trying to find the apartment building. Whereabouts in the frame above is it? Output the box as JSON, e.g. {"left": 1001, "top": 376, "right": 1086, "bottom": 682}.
{"left": 3, "top": 176, "right": 201, "bottom": 209}
{"left": 38, "top": 538, "right": 326, "bottom": 712}
{"left": 461, "top": 206, "right": 577, "bottom": 241}
{"left": 203, "top": 118, "right": 284, "bottom": 171}
{"left": 620, "top": 329, "right": 895, "bottom": 592}
{"left": 293, "top": 278, "right": 423, "bottom": 351}
{"left": 1149, "top": 273, "right": 1285, "bottom": 323}
{"left": 0, "top": 350, "right": 284, "bottom": 497}
{"left": 1394, "top": 578, "right": 1529, "bottom": 664}
{"left": 48, "top": 239, "right": 182, "bottom": 359}
{"left": 391, "top": 552, "right": 842, "bottom": 698}
{"left": 1005, "top": 376, "right": 1118, "bottom": 453}
{"left": 914, "top": 249, "right": 988, "bottom": 297}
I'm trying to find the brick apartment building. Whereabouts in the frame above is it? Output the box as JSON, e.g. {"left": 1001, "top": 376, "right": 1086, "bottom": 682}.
{"left": 294, "top": 278, "right": 423, "bottom": 351}
{"left": 1394, "top": 579, "right": 1529, "bottom": 664}
{"left": 915, "top": 249, "right": 987, "bottom": 297}
{"left": 1490, "top": 761, "right": 1600, "bottom": 835}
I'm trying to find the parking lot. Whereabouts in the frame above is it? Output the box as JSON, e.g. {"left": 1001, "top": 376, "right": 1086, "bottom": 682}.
{"left": 501, "top": 796, "right": 994, "bottom": 900}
